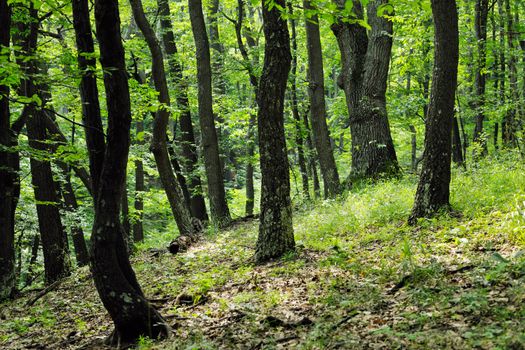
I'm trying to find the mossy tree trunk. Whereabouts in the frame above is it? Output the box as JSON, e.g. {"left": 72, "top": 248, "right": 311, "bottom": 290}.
{"left": 255, "top": 0, "right": 294, "bottom": 263}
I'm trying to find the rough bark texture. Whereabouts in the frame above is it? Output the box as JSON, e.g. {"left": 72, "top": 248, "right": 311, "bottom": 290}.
{"left": 189, "top": 0, "right": 231, "bottom": 227}
{"left": 472, "top": 0, "right": 489, "bottom": 154}
{"left": 331, "top": 0, "right": 398, "bottom": 180}
{"left": 503, "top": 0, "right": 518, "bottom": 146}
{"left": 255, "top": 0, "right": 294, "bottom": 263}
{"left": 158, "top": 0, "right": 208, "bottom": 222}
{"left": 91, "top": 0, "right": 169, "bottom": 343}
{"left": 409, "top": 0, "right": 459, "bottom": 223}
{"left": 304, "top": 0, "right": 340, "bottom": 197}
{"left": 0, "top": 0, "right": 16, "bottom": 300}
{"left": 131, "top": 0, "right": 195, "bottom": 237}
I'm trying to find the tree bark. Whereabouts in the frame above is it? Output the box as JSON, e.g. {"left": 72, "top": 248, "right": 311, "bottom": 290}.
{"left": 90, "top": 0, "right": 169, "bottom": 343}
{"left": 409, "top": 0, "right": 459, "bottom": 223}
{"left": 288, "top": 3, "right": 309, "bottom": 199}
{"left": 472, "top": 0, "right": 489, "bottom": 154}
{"left": 189, "top": 0, "right": 231, "bottom": 227}
{"left": 16, "top": 8, "right": 71, "bottom": 285}
{"left": 0, "top": 0, "right": 16, "bottom": 300}
{"left": 304, "top": 0, "right": 340, "bottom": 197}
{"left": 331, "top": 0, "right": 399, "bottom": 180}
{"left": 158, "top": 0, "right": 208, "bottom": 222}
{"left": 255, "top": 0, "right": 294, "bottom": 263}
{"left": 503, "top": 0, "right": 518, "bottom": 146}
{"left": 131, "top": 0, "right": 196, "bottom": 237}
{"left": 133, "top": 120, "right": 145, "bottom": 242}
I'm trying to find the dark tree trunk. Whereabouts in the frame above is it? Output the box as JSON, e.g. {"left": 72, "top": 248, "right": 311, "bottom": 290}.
{"left": 43, "top": 114, "right": 90, "bottom": 266}
{"left": 409, "top": 0, "right": 459, "bottom": 223}
{"left": 131, "top": 0, "right": 196, "bottom": 237}
{"left": 288, "top": 4, "right": 309, "bottom": 199}
{"left": 0, "top": 0, "right": 16, "bottom": 300}
{"left": 133, "top": 121, "right": 145, "bottom": 242}
{"left": 121, "top": 179, "right": 131, "bottom": 248}
{"left": 245, "top": 113, "right": 256, "bottom": 215}
{"left": 304, "top": 0, "right": 340, "bottom": 197}
{"left": 72, "top": 0, "right": 105, "bottom": 199}
{"left": 158, "top": 0, "right": 208, "bottom": 222}
{"left": 255, "top": 0, "right": 294, "bottom": 263}
{"left": 409, "top": 125, "right": 417, "bottom": 172}
{"left": 189, "top": 0, "right": 231, "bottom": 227}
{"left": 472, "top": 0, "right": 489, "bottom": 154}
{"left": 90, "top": 0, "right": 169, "bottom": 343}
{"left": 331, "top": 0, "right": 399, "bottom": 180}
{"left": 16, "top": 8, "right": 71, "bottom": 284}
{"left": 28, "top": 108, "right": 71, "bottom": 284}
{"left": 503, "top": 0, "right": 518, "bottom": 146}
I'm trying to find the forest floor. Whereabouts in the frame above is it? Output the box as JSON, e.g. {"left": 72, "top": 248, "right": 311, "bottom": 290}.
{"left": 2, "top": 156, "right": 525, "bottom": 349}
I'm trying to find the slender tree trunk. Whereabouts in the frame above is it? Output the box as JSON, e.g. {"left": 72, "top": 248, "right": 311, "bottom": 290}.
{"left": 245, "top": 113, "right": 256, "bottom": 215}
{"left": 90, "top": 0, "right": 169, "bottom": 343}
{"left": 0, "top": 0, "right": 16, "bottom": 300}
{"left": 304, "top": 0, "right": 340, "bottom": 197}
{"left": 503, "top": 0, "right": 518, "bottom": 146}
{"left": 288, "top": 4, "right": 309, "bottom": 199}
{"left": 409, "top": 0, "right": 459, "bottom": 223}
{"left": 133, "top": 120, "right": 145, "bottom": 242}
{"left": 303, "top": 108, "right": 321, "bottom": 197}
{"left": 189, "top": 0, "right": 231, "bottom": 227}
{"left": 452, "top": 116, "right": 464, "bottom": 166}
{"left": 16, "top": 8, "right": 71, "bottom": 284}
{"left": 331, "top": 0, "right": 399, "bottom": 180}
{"left": 255, "top": 0, "right": 294, "bottom": 263}
{"left": 158, "top": 0, "right": 208, "bottom": 222}
{"left": 131, "top": 0, "right": 196, "bottom": 237}
{"left": 72, "top": 0, "right": 105, "bottom": 199}
{"left": 472, "top": 0, "right": 489, "bottom": 154}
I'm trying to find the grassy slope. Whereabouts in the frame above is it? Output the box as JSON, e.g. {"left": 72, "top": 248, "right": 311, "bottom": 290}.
{"left": 1, "top": 155, "right": 525, "bottom": 349}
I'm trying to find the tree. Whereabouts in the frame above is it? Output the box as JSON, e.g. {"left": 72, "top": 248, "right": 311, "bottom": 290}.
{"left": 409, "top": 0, "right": 459, "bottom": 224}
{"left": 130, "top": 0, "right": 195, "bottom": 238}
{"left": 16, "top": 7, "right": 71, "bottom": 284}
{"left": 304, "top": 0, "right": 341, "bottom": 197}
{"left": 158, "top": 0, "right": 208, "bottom": 222}
{"left": 189, "top": 0, "right": 231, "bottom": 227}
{"left": 332, "top": 0, "right": 399, "bottom": 180}
{"left": 0, "top": 0, "right": 16, "bottom": 300}
{"left": 255, "top": 0, "right": 294, "bottom": 263}
{"left": 88, "top": 0, "right": 169, "bottom": 343}
{"left": 472, "top": 0, "right": 489, "bottom": 154}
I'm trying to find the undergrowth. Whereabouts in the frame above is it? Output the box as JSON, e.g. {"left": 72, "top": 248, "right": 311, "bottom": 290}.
{"left": 1, "top": 154, "right": 525, "bottom": 349}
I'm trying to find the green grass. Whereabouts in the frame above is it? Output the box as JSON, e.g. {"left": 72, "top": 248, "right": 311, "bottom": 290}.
{"left": 1, "top": 155, "right": 525, "bottom": 349}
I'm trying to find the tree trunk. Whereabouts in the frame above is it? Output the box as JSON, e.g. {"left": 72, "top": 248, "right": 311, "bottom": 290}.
{"left": 16, "top": 8, "right": 71, "bottom": 284}
{"left": 158, "top": 0, "right": 208, "bottom": 222}
{"left": 133, "top": 121, "right": 145, "bottom": 242}
{"left": 472, "top": 0, "right": 489, "bottom": 155}
{"left": 288, "top": 4, "right": 309, "bottom": 199}
{"left": 304, "top": 0, "right": 340, "bottom": 197}
{"left": 189, "top": 0, "right": 231, "bottom": 227}
{"left": 409, "top": 0, "right": 459, "bottom": 223}
{"left": 503, "top": 0, "right": 518, "bottom": 146}
{"left": 72, "top": 0, "right": 105, "bottom": 200}
{"left": 90, "top": 0, "right": 169, "bottom": 343}
{"left": 131, "top": 0, "right": 196, "bottom": 237}
{"left": 255, "top": 0, "right": 294, "bottom": 263}
{"left": 245, "top": 113, "right": 256, "bottom": 215}
{"left": 303, "top": 108, "right": 321, "bottom": 197}
{"left": 331, "top": 0, "right": 399, "bottom": 180}
{"left": 0, "top": 0, "right": 16, "bottom": 300}
{"left": 452, "top": 116, "right": 464, "bottom": 166}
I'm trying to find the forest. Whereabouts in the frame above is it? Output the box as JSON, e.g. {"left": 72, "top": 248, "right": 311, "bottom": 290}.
{"left": 1, "top": 0, "right": 525, "bottom": 348}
